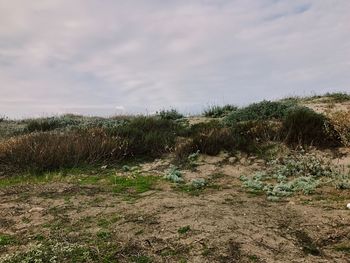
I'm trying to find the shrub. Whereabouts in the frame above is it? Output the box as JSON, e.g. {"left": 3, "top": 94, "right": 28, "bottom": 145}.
{"left": 191, "top": 126, "right": 234, "bottom": 155}
{"left": 113, "top": 116, "right": 179, "bottom": 157}
{"left": 231, "top": 120, "right": 282, "bottom": 143}
{"left": 164, "top": 166, "right": 184, "bottom": 183}
{"left": 224, "top": 100, "right": 295, "bottom": 125}
{"left": 282, "top": 107, "right": 340, "bottom": 147}
{"left": 324, "top": 92, "right": 350, "bottom": 102}
{"left": 0, "top": 129, "right": 128, "bottom": 172}
{"left": 157, "top": 109, "right": 183, "bottom": 120}
{"left": 204, "top": 105, "right": 237, "bottom": 118}
{"left": 241, "top": 151, "right": 343, "bottom": 199}
{"left": 25, "top": 116, "right": 79, "bottom": 132}
{"left": 325, "top": 110, "right": 350, "bottom": 146}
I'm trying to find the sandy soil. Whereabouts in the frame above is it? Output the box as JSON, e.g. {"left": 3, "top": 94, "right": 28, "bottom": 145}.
{"left": 1, "top": 152, "right": 350, "bottom": 263}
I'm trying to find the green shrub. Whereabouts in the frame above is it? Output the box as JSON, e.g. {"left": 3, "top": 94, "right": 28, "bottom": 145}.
{"left": 204, "top": 105, "right": 237, "bottom": 118}
{"left": 282, "top": 107, "right": 340, "bottom": 147}
{"left": 25, "top": 116, "right": 79, "bottom": 132}
{"left": 224, "top": 100, "right": 295, "bottom": 125}
{"left": 113, "top": 116, "right": 179, "bottom": 157}
{"left": 324, "top": 92, "right": 350, "bottom": 102}
{"left": 241, "top": 151, "right": 343, "bottom": 199}
{"left": 157, "top": 109, "right": 183, "bottom": 120}
{"left": 164, "top": 166, "right": 184, "bottom": 183}
{"left": 24, "top": 116, "right": 125, "bottom": 133}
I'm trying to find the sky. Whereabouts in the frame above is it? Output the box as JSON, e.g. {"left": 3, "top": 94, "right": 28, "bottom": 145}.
{"left": 0, "top": 0, "right": 349, "bottom": 118}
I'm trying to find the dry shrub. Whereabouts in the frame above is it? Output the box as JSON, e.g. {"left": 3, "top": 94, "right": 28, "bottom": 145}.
{"left": 0, "top": 129, "right": 128, "bottom": 172}
{"left": 174, "top": 137, "right": 195, "bottom": 161}
{"left": 192, "top": 127, "right": 234, "bottom": 155}
{"left": 232, "top": 120, "right": 282, "bottom": 143}
{"left": 282, "top": 107, "right": 341, "bottom": 147}
{"left": 326, "top": 110, "right": 350, "bottom": 146}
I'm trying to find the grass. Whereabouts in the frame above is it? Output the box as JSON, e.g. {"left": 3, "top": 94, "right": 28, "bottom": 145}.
{"left": 178, "top": 226, "right": 191, "bottom": 234}
{"left": 334, "top": 243, "right": 350, "bottom": 253}
{"left": 1, "top": 93, "right": 349, "bottom": 175}
{"left": 0, "top": 234, "right": 15, "bottom": 247}
{"left": 0, "top": 167, "right": 160, "bottom": 199}
{"left": 111, "top": 175, "right": 159, "bottom": 195}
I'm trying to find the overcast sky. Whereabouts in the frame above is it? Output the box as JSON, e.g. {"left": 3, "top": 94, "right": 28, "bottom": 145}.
{"left": 0, "top": 0, "right": 349, "bottom": 118}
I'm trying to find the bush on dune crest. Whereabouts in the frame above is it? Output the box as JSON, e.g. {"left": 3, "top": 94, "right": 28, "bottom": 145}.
{"left": 282, "top": 107, "right": 341, "bottom": 147}
{"left": 224, "top": 100, "right": 295, "bottom": 125}
{"left": 204, "top": 105, "right": 237, "bottom": 118}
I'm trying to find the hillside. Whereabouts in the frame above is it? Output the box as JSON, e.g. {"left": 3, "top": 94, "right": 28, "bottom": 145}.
{"left": 0, "top": 93, "right": 350, "bottom": 262}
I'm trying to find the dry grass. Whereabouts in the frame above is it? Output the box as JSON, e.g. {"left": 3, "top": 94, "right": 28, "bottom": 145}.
{"left": 326, "top": 109, "right": 350, "bottom": 146}
{"left": 0, "top": 129, "right": 128, "bottom": 172}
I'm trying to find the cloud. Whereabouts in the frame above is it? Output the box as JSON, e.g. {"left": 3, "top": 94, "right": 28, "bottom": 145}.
{"left": 0, "top": 0, "right": 349, "bottom": 118}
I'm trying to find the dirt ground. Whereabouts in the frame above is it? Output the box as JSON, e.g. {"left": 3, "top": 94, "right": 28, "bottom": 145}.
{"left": 1, "top": 151, "right": 350, "bottom": 263}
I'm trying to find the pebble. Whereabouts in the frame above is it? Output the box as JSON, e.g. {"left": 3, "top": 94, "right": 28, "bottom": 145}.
{"left": 347, "top": 203, "right": 350, "bottom": 209}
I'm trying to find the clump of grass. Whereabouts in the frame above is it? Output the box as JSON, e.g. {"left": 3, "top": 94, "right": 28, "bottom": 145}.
{"left": 282, "top": 107, "right": 340, "bottom": 147}
{"left": 157, "top": 109, "right": 184, "bottom": 120}
{"left": 204, "top": 105, "right": 237, "bottom": 118}
{"left": 112, "top": 174, "right": 159, "bottom": 195}
{"left": 178, "top": 226, "right": 191, "bottom": 234}
{"left": 0, "top": 234, "right": 15, "bottom": 247}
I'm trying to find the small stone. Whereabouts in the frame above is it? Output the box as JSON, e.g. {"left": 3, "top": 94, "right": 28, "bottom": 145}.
{"left": 347, "top": 203, "right": 350, "bottom": 209}
{"left": 228, "top": 157, "right": 237, "bottom": 164}
{"left": 28, "top": 207, "right": 44, "bottom": 213}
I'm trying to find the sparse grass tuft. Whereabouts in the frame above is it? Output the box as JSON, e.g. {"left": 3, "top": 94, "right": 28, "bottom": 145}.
{"left": 178, "top": 226, "right": 191, "bottom": 234}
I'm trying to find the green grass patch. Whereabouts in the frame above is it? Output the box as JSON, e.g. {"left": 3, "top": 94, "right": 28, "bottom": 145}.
{"left": 111, "top": 175, "right": 159, "bottom": 195}
{"left": 0, "top": 234, "right": 15, "bottom": 247}
{"left": 178, "top": 226, "right": 191, "bottom": 234}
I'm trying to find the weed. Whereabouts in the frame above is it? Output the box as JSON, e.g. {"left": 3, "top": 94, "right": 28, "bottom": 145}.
{"left": 0, "top": 234, "right": 14, "bottom": 247}
{"left": 112, "top": 175, "right": 159, "bottom": 195}
{"left": 96, "top": 230, "right": 111, "bottom": 240}
{"left": 178, "top": 226, "right": 191, "bottom": 234}
{"left": 191, "top": 178, "right": 207, "bottom": 188}
{"left": 164, "top": 166, "right": 184, "bottom": 183}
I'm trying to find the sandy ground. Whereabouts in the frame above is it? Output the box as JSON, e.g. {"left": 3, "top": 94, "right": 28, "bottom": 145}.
{"left": 1, "top": 152, "right": 350, "bottom": 263}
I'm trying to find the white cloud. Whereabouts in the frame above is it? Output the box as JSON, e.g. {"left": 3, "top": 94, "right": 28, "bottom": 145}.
{"left": 0, "top": 0, "right": 349, "bottom": 117}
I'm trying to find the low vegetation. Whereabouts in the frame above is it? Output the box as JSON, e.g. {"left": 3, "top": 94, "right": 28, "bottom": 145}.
{"left": 240, "top": 150, "right": 349, "bottom": 200}
{"left": 1, "top": 92, "right": 350, "bottom": 262}
{"left": 203, "top": 104, "right": 237, "bottom": 118}
{"left": 1, "top": 94, "right": 349, "bottom": 174}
